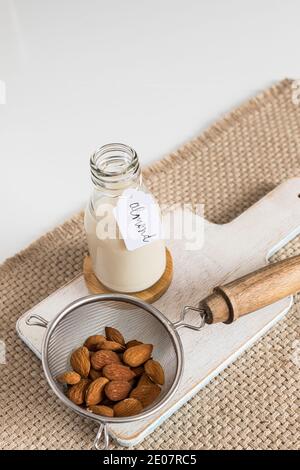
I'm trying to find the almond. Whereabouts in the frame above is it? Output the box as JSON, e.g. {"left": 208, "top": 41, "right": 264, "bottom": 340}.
{"left": 105, "top": 326, "right": 125, "bottom": 345}
{"left": 113, "top": 398, "right": 143, "bottom": 417}
{"left": 98, "top": 340, "right": 125, "bottom": 352}
{"left": 56, "top": 371, "right": 81, "bottom": 385}
{"left": 144, "top": 359, "right": 165, "bottom": 385}
{"left": 88, "top": 405, "right": 114, "bottom": 417}
{"left": 84, "top": 335, "right": 105, "bottom": 351}
{"left": 126, "top": 340, "right": 143, "bottom": 349}
{"left": 67, "top": 378, "right": 91, "bottom": 405}
{"left": 91, "top": 350, "right": 120, "bottom": 370}
{"left": 105, "top": 380, "right": 132, "bottom": 401}
{"left": 102, "top": 364, "right": 136, "bottom": 382}
{"left": 85, "top": 377, "right": 109, "bottom": 406}
{"left": 131, "top": 365, "right": 144, "bottom": 377}
{"left": 138, "top": 373, "right": 154, "bottom": 387}
{"left": 70, "top": 346, "right": 90, "bottom": 377}
{"left": 123, "top": 344, "right": 153, "bottom": 367}
{"left": 130, "top": 384, "right": 161, "bottom": 408}
{"left": 89, "top": 368, "right": 102, "bottom": 381}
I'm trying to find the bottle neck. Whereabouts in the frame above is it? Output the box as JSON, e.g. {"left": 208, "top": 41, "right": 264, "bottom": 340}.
{"left": 90, "top": 143, "right": 141, "bottom": 195}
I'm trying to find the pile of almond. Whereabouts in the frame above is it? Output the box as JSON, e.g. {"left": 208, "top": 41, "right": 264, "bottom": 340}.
{"left": 56, "top": 326, "right": 165, "bottom": 418}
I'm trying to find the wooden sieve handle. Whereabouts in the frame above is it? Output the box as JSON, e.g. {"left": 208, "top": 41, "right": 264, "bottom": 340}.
{"left": 202, "top": 255, "right": 300, "bottom": 324}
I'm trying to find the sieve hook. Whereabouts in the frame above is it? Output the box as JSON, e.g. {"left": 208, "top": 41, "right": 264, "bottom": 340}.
{"left": 94, "top": 423, "right": 110, "bottom": 450}
{"left": 26, "top": 314, "right": 49, "bottom": 328}
{"left": 173, "top": 305, "right": 206, "bottom": 331}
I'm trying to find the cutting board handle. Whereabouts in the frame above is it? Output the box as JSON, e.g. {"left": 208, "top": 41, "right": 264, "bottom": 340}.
{"left": 202, "top": 255, "right": 300, "bottom": 324}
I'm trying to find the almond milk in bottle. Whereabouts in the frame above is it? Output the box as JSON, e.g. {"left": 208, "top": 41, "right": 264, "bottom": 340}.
{"left": 84, "top": 143, "right": 166, "bottom": 292}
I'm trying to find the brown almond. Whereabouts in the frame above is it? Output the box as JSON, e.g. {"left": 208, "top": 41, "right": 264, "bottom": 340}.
{"left": 144, "top": 359, "right": 165, "bottom": 385}
{"left": 102, "top": 364, "right": 136, "bottom": 382}
{"left": 85, "top": 377, "right": 109, "bottom": 406}
{"left": 138, "top": 373, "right": 154, "bottom": 387}
{"left": 130, "top": 384, "right": 161, "bottom": 408}
{"left": 105, "top": 326, "right": 125, "bottom": 345}
{"left": 88, "top": 405, "right": 114, "bottom": 417}
{"left": 56, "top": 371, "right": 81, "bottom": 385}
{"left": 131, "top": 365, "right": 144, "bottom": 377}
{"left": 89, "top": 368, "right": 103, "bottom": 381}
{"left": 113, "top": 398, "right": 143, "bottom": 417}
{"left": 123, "top": 344, "right": 153, "bottom": 367}
{"left": 126, "top": 340, "right": 143, "bottom": 349}
{"left": 84, "top": 335, "right": 105, "bottom": 351}
{"left": 91, "top": 350, "right": 120, "bottom": 370}
{"left": 98, "top": 340, "right": 125, "bottom": 352}
{"left": 105, "top": 380, "right": 132, "bottom": 401}
{"left": 67, "top": 378, "right": 91, "bottom": 405}
{"left": 70, "top": 346, "right": 90, "bottom": 377}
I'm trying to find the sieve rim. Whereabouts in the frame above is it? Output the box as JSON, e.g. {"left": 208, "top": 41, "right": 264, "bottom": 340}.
{"left": 42, "top": 294, "right": 184, "bottom": 425}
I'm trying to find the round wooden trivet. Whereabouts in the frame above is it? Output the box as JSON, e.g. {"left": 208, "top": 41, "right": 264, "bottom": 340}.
{"left": 83, "top": 248, "right": 173, "bottom": 303}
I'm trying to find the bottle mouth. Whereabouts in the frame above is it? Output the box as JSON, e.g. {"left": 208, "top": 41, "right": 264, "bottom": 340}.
{"left": 90, "top": 143, "right": 140, "bottom": 189}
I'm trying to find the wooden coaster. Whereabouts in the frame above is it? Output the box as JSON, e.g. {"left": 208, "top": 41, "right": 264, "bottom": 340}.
{"left": 83, "top": 248, "right": 173, "bottom": 303}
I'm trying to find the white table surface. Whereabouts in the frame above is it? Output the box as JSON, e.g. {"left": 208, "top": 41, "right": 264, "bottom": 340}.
{"left": 0, "top": 0, "right": 299, "bottom": 263}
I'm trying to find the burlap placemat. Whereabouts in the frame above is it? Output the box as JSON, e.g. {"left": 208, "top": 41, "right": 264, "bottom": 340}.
{"left": 1, "top": 79, "right": 299, "bottom": 450}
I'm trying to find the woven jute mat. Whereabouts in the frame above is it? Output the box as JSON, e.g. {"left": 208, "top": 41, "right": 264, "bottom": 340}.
{"left": 1, "top": 79, "right": 299, "bottom": 450}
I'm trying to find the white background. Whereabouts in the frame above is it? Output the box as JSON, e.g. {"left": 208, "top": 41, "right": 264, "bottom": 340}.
{"left": 0, "top": 0, "right": 300, "bottom": 263}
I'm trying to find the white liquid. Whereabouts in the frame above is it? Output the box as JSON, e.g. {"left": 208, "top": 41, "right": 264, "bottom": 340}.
{"left": 84, "top": 201, "right": 166, "bottom": 293}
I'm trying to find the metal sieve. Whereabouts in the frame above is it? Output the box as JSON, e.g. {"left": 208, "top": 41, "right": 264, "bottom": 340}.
{"left": 26, "top": 294, "right": 204, "bottom": 449}
{"left": 26, "top": 254, "right": 300, "bottom": 449}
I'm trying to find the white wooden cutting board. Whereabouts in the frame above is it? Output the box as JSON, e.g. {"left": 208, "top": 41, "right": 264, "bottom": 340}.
{"left": 16, "top": 178, "right": 300, "bottom": 447}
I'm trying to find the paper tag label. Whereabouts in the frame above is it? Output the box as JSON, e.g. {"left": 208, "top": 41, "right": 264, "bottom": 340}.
{"left": 113, "top": 188, "right": 163, "bottom": 251}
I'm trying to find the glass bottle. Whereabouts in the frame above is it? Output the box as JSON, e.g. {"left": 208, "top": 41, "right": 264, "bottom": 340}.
{"left": 84, "top": 143, "right": 166, "bottom": 292}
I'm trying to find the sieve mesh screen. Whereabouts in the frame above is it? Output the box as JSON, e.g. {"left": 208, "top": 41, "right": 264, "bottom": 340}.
{"left": 46, "top": 298, "right": 179, "bottom": 415}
